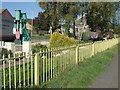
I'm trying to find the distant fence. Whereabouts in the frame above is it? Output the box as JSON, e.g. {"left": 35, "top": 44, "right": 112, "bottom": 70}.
{"left": 1, "top": 38, "right": 118, "bottom": 88}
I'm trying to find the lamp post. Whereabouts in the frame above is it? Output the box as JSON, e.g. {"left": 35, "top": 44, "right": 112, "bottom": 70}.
{"left": 31, "top": 11, "right": 33, "bottom": 36}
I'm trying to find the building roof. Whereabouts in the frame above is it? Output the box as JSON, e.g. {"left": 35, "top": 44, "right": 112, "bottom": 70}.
{"left": 75, "top": 15, "right": 86, "bottom": 26}
{"left": 27, "top": 19, "right": 32, "bottom": 25}
{"left": 0, "top": 9, "right": 13, "bottom": 19}
{"left": 0, "top": 9, "right": 7, "bottom": 14}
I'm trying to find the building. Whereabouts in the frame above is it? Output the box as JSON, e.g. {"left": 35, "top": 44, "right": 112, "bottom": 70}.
{"left": 75, "top": 15, "right": 89, "bottom": 40}
{"left": 0, "top": 9, "right": 15, "bottom": 42}
{"left": 0, "top": 9, "right": 15, "bottom": 53}
{"left": 26, "top": 22, "right": 32, "bottom": 30}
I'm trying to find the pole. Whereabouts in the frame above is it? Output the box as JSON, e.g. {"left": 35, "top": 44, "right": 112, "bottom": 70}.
{"left": 31, "top": 11, "right": 33, "bottom": 36}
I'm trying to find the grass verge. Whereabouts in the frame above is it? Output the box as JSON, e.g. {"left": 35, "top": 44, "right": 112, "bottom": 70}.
{"left": 38, "top": 44, "right": 118, "bottom": 88}
{"left": 31, "top": 35, "right": 50, "bottom": 39}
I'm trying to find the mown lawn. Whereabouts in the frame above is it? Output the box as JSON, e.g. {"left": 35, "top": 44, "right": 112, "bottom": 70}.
{"left": 31, "top": 34, "right": 50, "bottom": 39}
{"left": 38, "top": 44, "right": 118, "bottom": 88}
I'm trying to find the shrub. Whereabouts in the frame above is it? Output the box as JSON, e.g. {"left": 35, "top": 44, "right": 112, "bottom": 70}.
{"left": 39, "top": 32, "right": 44, "bottom": 36}
{"left": 32, "top": 43, "right": 47, "bottom": 54}
{"left": 82, "top": 31, "right": 90, "bottom": 42}
{"left": 1, "top": 48, "right": 13, "bottom": 58}
{"left": 50, "top": 31, "right": 77, "bottom": 47}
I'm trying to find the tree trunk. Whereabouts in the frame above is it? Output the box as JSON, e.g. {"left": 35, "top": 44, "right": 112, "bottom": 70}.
{"left": 73, "top": 21, "right": 76, "bottom": 38}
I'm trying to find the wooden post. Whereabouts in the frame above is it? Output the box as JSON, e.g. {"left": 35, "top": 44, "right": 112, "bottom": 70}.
{"left": 52, "top": 48, "right": 55, "bottom": 77}
{"left": 48, "top": 48, "right": 51, "bottom": 81}
{"left": 31, "top": 51, "right": 33, "bottom": 86}
{"left": 43, "top": 50, "right": 45, "bottom": 83}
{"left": 27, "top": 52, "right": 30, "bottom": 86}
{"left": 18, "top": 53, "right": 21, "bottom": 87}
{"left": 76, "top": 46, "right": 79, "bottom": 64}
{"left": 2, "top": 55, "right": 6, "bottom": 88}
{"left": 8, "top": 54, "right": 11, "bottom": 88}
{"left": 92, "top": 43, "right": 95, "bottom": 56}
{"left": 23, "top": 53, "right": 26, "bottom": 87}
{"left": 50, "top": 48, "right": 53, "bottom": 79}
{"left": 34, "top": 53, "right": 39, "bottom": 85}
{"left": 13, "top": 54, "right": 16, "bottom": 88}
{"left": 45, "top": 49, "right": 48, "bottom": 82}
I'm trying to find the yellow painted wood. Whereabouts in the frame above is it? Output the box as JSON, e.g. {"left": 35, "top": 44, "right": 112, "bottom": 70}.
{"left": 2, "top": 55, "right": 5, "bottom": 88}
{"left": 57, "top": 48, "right": 59, "bottom": 75}
{"left": 45, "top": 49, "right": 48, "bottom": 81}
{"left": 43, "top": 50, "right": 45, "bottom": 83}
{"left": 34, "top": 53, "right": 39, "bottom": 85}
{"left": 8, "top": 54, "right": 11, "bottom": 88}
{"left": 48, "top": 49, "right": 50, "bottom": 81}
{"left": 13, "top": 54, "right": 16, "bottom": 88}
{"left": 30, "top": 51, "right": 33, "bottom": 86}
{"left": 53, "top": 48, "right": 55, "bottom": 77}
{"left": 23, "top": 53, "right": 26, "bottom": 87}
{"left": 39, "top": 50, "right": 42, "bottom": 84}
{"left": 76, "top": 46, "right": 79, "bottom": 64}
{"left": 19, "top": 53, "right": 21, "bottom": 87}
{"left": 27, "top": 53, "right": 30, "bottom": 86}
{"left": 92, "top": 43, "right": 95, "bottom": 56}
{"left": 50, "top": 48, "right": 53, "bottom": 79}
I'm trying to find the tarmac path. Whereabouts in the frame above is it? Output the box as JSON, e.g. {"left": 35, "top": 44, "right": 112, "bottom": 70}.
{"left": 90, "top": 50, "right": 119, "bottom": 88}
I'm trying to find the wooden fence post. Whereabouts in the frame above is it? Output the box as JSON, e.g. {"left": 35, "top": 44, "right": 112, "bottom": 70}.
{"left": 34, "top": 53, "right": 39, "bottom": 85}
{"left": 13, "top": 53, "right": 16, "bottom": 88}
{"left": 8, "top": 54, "right": 11, "bottom": 88}
{"left": 92, "top": 43, "right": 95, "bottom": 56}
{"left": 76, "top": 46, "right": 79, "bottom": 64}
{"left": 2, "top": 55, "right": 6, "bottom": 88}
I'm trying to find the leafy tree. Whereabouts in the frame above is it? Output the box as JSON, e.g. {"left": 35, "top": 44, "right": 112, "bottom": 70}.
{"left": 39, "top": 2, "right": 59, "bottom": 33}
{"left": 86, "top": 2, "right": 119, "bottom": 32}
{"left": 58, "top": 2, "right": 82, "bottom": 36}
{"left": 39, "top": 2, "right": 82, "bottom": 36}
{"left": 37, "top": 12, "right": 50, "bottom": 31}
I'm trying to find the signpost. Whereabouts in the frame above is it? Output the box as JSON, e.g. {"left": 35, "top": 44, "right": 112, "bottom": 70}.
{"left": 13, "top": 10, "right": 31, "bottom": 56}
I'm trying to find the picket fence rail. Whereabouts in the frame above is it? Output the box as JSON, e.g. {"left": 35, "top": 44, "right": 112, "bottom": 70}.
{"left": 0, "top": 38, "right": 118, "bottom": 88}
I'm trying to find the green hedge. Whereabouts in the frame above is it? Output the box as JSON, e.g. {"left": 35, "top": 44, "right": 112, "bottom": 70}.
{"left": 50, "top": 32, "right": 77, "bottom": 47}
{"left": 82, "top": 31, "right": 90, "bottom": 42}
{"left": 32, "top": 43, "right": 47, "bottom": 54}
{"left": 1, "top": 48, "right": 13, "bottom": 58}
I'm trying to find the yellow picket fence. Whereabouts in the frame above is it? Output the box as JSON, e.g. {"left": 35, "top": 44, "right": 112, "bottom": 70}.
{"left": 1, "top": 38, "right": 118, "bottom": 88}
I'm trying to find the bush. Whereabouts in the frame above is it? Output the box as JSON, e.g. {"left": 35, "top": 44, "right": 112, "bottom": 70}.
{"left": 32, "top": 43, "right": 47, "bottom": 54}
{"left": 1, "top": 48, "right": 13, "bottom": 58}
{"left": 50, "top": 31, "right": 77, "bottom": 47}
{"left": 82, "top": 31, "right": 90, "bottom": 42}
{"left": 39, "top": 32, "right": 44, "bottom": 36}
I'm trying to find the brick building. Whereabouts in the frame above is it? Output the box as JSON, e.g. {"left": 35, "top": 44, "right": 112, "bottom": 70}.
{"left": 0, "top": 9, "right": 15, "bottom": 42}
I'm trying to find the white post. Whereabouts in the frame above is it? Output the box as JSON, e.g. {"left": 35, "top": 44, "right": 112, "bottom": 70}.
{"left": 3, "top": 42, "right": 15, "bottom": 53}
{"left": 22, "top": 41, "right": 31, "bottom": 58}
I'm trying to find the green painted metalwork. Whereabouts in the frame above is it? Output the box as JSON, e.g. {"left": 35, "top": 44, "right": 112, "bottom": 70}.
{"left": 13, "top": 10, "right": 31, "bottom": 45}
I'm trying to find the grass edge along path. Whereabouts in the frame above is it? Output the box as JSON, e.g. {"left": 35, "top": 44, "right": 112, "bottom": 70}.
{"left": 34, "top": 44, "right": 118, "bottom": 88}
{"left": 31, "top": 35, "right": 50, "bottom": 39}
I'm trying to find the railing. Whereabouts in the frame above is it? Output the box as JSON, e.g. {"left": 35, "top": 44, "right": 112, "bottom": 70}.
{"left": 1, "top": 38, "right": 118, "bottom": 88}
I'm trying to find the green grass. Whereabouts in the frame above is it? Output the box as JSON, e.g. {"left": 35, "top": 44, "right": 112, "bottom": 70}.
{"left": 38, "top": 44, "right": 118, "bottom": 88}
{"left": 31, "top": 35, "right": 50, "bottom": 39}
